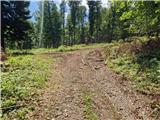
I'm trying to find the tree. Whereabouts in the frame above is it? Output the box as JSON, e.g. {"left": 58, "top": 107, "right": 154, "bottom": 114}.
{"left": 60, "top": 0, "right": 67, "bottom": 45}
{"left": 1, "top": 1, "right": 13, "bottom": 51}
{"left": 136, "top": 1, "right": 160, "bottom": 38}
{"left": 67, "top": 14, "right": 73, "bottom": 46}
{"left": 1, "top": 1, "right": 31, "bottom": 50}
{"left": 69, "top": 1, "right": 80, "bottom": 44}
{"left": 43, "top": 1, "right": 54, "bottom": 48}
{"left": 88, "top": 0, "right": 96, "bottom": 42}
{"left": 95, "top": 1, "right": 102, "bottom": 42}
{"left": 11, "top": 1, "right": 32, "bottom": 49}
{"left": 35, "top": 1, "right": 62, "bottom": 48}
{"left": 115, "top": 1, "right": 131, "bottom": 40}
{"left": 78, "top": 6, "right": 87, "bottom": 43}
{"left": 52, "top": 4, "right": 62, "bottom": 47}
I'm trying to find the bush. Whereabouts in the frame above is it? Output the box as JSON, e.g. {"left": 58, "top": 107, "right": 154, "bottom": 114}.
{"left": 57, "top": 45, "right": 66, "bottom": 52}
{"left": 105, "top": 39, "right": 160, "bottom": 94}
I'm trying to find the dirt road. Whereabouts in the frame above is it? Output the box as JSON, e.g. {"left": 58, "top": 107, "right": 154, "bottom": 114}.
{"left": 29, "top": 48, "right": 156, "bottom": 120}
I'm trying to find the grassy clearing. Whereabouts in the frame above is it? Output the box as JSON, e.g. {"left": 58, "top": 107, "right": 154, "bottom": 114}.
{"left": 83, "top": 93, "right": 98, "bottom": 120}
{"left": 1, "top": 53, "right": 53, "bottom": 119}
{"left": 1, "top": 43, "right": 105, "bottom": 119}
{"left": 104, "top": 37, "right": 160, "bottom": 95}
{"left": 7, "top": 43, "right": 106, "bottom": 56}
{"left": 56, "top": 43, "right": 106, "bottom": 52}
{"left": 16, "top": 43, "right": 106, "bottom": 54}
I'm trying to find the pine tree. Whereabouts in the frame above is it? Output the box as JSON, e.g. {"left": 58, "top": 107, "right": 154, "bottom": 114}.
{"left": 78, "top": 6, "right": 87, "bottom": 43}
{"left": 69, "top": 1, "right": 80, "bottom": 44}
{"left": 1, "top": 1, "right": 31, "bottom": 50}
{"left": 1, "top": 1, "right": 13, "bottom": 51}
{"left": 60, "top": 0, "right": 67, "bottom": 45}
{"left": 88, "top": 1, "right": 96, "bottom": 42}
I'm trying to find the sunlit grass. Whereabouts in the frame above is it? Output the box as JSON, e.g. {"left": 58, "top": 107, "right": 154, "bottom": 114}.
{"left": 30, "top": 43, "right": 107, "bottom": 54}
{"left": 1, "top": 43, "right": 106, "bottom": 119}
{"left": 6, "top": 43, "right": 107, "bottom": 56}
{"left": 83, "top": 93, "right": 98, "bottom": 120}
{"left": 1, "top": 54, "right": 53, "bottom": 119}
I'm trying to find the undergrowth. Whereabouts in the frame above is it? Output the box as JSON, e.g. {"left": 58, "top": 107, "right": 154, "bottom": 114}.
{"left": 83, "top": 93, "right": 98, "bottom": 120}
{"left": 1, "top": 54, "right": 53, "bottom": 119}
{"left": 104, "top": 37, "right": 160, "bottom": 95}
{"left": 57, "top": 43, "right": 106, "bottom": 52}
{"left": 29, "top": 43, "right": 106, "bottom": 54}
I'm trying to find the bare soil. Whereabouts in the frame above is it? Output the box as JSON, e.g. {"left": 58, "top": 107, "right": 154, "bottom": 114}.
{"left": 28, "top": 48, "right": 159, "bottom": 120}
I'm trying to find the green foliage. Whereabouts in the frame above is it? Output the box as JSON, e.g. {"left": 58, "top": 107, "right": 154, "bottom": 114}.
{"left": 101, "top": 1, "right": 160, "bottom": 41}
{"left": 135, "top": 54, "right": 160, "bottom": 84}
{"left": 69, "top": 1, "right": 80, "bottom": 29}
{"left": 88, "top": 0, "right": 102, "bottom": 42}
{"left": 1, "top": 1, "right": 32, "bottom": 50}
{"left": 57, "top": 45, "right": 67, "bottom": 52}
{"left": 120, "top": 10, "right": 133, "bottom": 21}
{"left": 60, "top": 0, "right": 67, "bottom": 45}
{"left": 57, "top": 44, "right": 106, "bottom": 52}
{"left": 31, "top": 43, "right": 105, "bottom": 54}
{"left": 83, "top": 93, "right": 98, "bottom": 120}
{"left": 78, "top": 5, "right": 87, "bottom": 43}
{"left": 1, "top": 54, "right": 53, "bottom": 119}
{"left": 105, "top": 39, "right": 160, "bottom": 94}
{"left": 2, "top": 1, "right": 160, "bottom": 50}
{"left": 34, "top": 1, "right": 62, "bottom": 48}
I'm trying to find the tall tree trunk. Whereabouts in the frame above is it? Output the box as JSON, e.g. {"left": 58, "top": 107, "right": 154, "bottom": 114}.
{"left": 81, "top": 21, "right": 84, "bottom": 43}
{"left": 47, "top": 2, "right": 54, "bottom": 48}
{"left": 73, "top": 25, "right": 75, "bottom": 45}
{"left": 62, "top": 15, "right": 65, "bottom": 45}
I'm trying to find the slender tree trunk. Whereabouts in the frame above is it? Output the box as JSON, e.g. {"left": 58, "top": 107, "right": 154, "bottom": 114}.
{"left": 47, "top": 2, "right": 54, "bottom": 48}
{"left": 81, "top": 21, "right": 84, "bottom": 43}
{"left": 73, "top": 25, "right": 75, "bottom": 45}
{"left": 62, "top": 15, "right": 65, "bottom": 45}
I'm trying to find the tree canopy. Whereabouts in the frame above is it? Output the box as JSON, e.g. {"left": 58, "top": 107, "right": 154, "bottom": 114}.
{"left": 1, "top": 0, "right": 160, "bottom": 50}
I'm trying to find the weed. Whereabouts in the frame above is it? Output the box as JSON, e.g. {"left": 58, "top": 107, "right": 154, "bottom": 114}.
{"left": 1, "top": 54, "right": 53, "bottom": 119}
{"left": 83, "top": 93, "right": 98, "bottom": 120}
{"left": 57, "top": 45, "right": 67, "bottom": 52}
{"left": 105, "top": 38, "right": 160, "bottom": 95}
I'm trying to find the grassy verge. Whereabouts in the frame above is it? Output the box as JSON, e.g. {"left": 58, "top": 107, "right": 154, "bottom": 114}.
{"left": 1, "top": 53, "right": 53, "bottom": 119}
{"left": 83, "top": 93, "right": 98, "bottom": 120}
{"left": 9, "top": 43, "right": 106, "bottom": 54}
{"left": 104, "top": 37, "right": 160, "bottom": 95}
{"left": 56, "top": 43, "right": 106, "bottom": 52}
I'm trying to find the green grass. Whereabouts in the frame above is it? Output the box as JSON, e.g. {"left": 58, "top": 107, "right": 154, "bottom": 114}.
{"left": 1, "top": 43, "right": 105, "bottom": 119}
{"left": 56, "top": 43, "right": 106, "bottom": 52}
{"left": 25, "top": 43, "right": 106, "bottom": 54}
{"left": 104, "top": 38, "right": 160, "bottom": 95}
{"left": 1, "top": 54, "right": 53, "bottom": 119}
{"left": 7, "top": 43, "right": 106, "bottom": 56}
{"left": 83, "top": 93, "right": 98, "bottom": 120}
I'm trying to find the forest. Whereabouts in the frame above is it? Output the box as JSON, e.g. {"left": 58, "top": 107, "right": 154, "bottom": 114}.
{"left": 2, "top": 0, "right": 160, "bottom": 50}
{"left": 1, "top": 0, "right": 160, "bottom": 120}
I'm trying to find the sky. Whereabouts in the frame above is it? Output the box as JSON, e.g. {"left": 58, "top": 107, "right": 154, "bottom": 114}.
{"left": 29, "top": 0, "right": 109, "bottom": 21}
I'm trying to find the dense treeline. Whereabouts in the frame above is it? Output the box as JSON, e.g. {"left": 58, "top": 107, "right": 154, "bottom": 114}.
{"left": 1, "top": 0, "right": 160, "bottom": 50}
{"left": 1, "top": 1, "right": 32, "bottom": 51}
